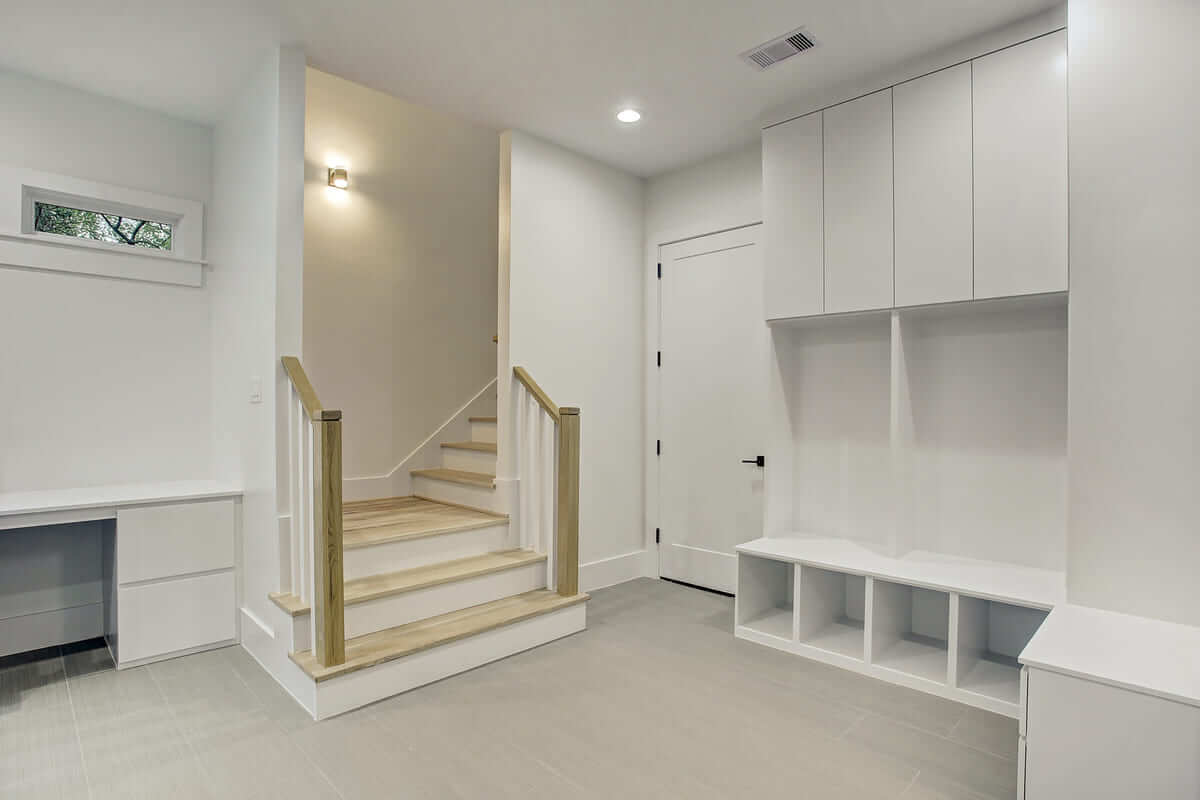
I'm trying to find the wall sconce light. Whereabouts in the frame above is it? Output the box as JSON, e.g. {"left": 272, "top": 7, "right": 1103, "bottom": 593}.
{"left": 328, "top": 167, "right": 349, "bottom": 190}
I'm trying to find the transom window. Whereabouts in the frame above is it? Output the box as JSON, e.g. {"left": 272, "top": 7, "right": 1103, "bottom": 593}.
{"left": 34, "top": 200, "right": 173, "bottom": 251}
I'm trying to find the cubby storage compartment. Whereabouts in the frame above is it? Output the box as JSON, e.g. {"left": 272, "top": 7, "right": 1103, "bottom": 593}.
{"left": 736, "top": 554, "right": 794, "bottom": 641}
{"left": 955, "top": 596, "right": 1048, "bottom": 705}
{"left": 871, "top": 580, "right": 949, "bottom": 683}
{"left": 899, "top": 299, "right": 1068, "bottom": 571}
{"left": 775, "top": 314, "right": 893, "bottom": 549}
{"left": 796, "top": 566, "right": 865, "bottom": 660}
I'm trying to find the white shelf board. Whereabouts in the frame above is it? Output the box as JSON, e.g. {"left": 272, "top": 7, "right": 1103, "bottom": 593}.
{"left": 875, "top": 638, "right": 948, "bottom": 684}
{"left": 803, "top": 621, "right": 864, "bottom": 660}
{"left": 959, "top": 658, "right": 1020, "bottom": 706}
{"left": 741, "top": 607, "right": 793, "bottom": 641}
{"left": 737, "top": 536, "right": 1064, "bottom": 609}
{"left": 1020, "top": 604, "right": 1200, "bottom": 709}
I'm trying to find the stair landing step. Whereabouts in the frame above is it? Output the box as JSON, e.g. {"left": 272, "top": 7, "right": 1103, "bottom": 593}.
{"left": 270, "top": 549, "right": 545, "bottom": 616}
{"left": 468, "top": 416, "right": 497, "bottom": 423}
{"left": 341, "top": 496, "right": 505, "bottom": 549}
{"left": 411, "top": 468, "right": 495, "bottom": 488}
{"left": 291, "top": 589, "right": 588, "bottom": 682}
{"left": 440, "top": 441, "right": 497, "bottom": 453}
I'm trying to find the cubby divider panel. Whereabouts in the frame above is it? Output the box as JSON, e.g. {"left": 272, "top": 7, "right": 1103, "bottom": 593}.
{"left": 955, "top": 596, "right": 1048, "bottom": 705}
{"left": 797, "top": 566, "right": 865, "bottom": 660}
{"left": 871, "top": 580, "right": 949, "bottom": 683}
{"left": 736, "top": 554, "right": 795, "bottom": 641}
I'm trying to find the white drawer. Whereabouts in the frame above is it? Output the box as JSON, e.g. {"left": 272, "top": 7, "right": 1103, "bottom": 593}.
{"left": 117, "top": 570, "right": 235, "bottom": 664}
{"left": 117, "top": 499, "right": 234, "bottom": 583}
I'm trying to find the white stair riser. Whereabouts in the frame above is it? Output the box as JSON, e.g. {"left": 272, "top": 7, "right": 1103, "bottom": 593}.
{"left": 412, "top": 476, "right": 499, "bottom": 512}
{"left": 290, "top": 561, "right": 546, "bottom": 651}
{"left": 470, "top": 421, "right": 497, "bottom": 443}
{"left": 343, "top": 523, "right": 510, "bottom": 581}
{"left": 312, "top": 601, "right": 586, "bottom": 719}
{"left": 441, "top": 448, "right": 497, "bottom": 473}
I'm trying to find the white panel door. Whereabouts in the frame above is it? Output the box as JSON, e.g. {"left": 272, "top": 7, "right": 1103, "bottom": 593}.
{"left": 659, "top": 226, "right": 766, "bottom": 593}
{"left": 973, "top": 31, "right": 1068, "bottom": 299}
{"left": 823, "top": 89, "right": 894, "bottom": 313}
{"left": 762, "top": 112, "right": 823, "bottom": 320}
{"left": 894, "top": 63, "right": 974, "bottom": 307}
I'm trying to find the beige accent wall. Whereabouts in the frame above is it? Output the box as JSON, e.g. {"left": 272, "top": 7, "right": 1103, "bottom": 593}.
{"left": 303, "top": 68, "right": 499, "bottom": 481}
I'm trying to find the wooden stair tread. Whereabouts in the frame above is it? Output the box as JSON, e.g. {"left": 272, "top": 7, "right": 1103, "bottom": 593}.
{"left": 439, "top": 441, "right": 497, "bottom": 453}
{"left": 269, "top": 549, "right": 545, "bottom": 616}
{"left": 468, "top": 416, "right": 497, "bottom": 423}
{"left": 290, "top": 589, "right": 588, "bottom": 681}
{"left": 410, "top": 468, "right": 495, "bottom": 488}
{"left": 340, "top": 496, "right": 506, "bottom": 549}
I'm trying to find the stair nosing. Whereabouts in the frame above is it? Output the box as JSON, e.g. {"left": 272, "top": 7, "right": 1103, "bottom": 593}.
{"left": 289, "top": 589, "right": 589, "bottom": 682}
{"left": 410, "top": 467, "right": 496, "bottom": 489}
{"left": 439, "top": 441, "right": 498, "bottom": 453}
{"left": 468, "top": 416, "right": 497, "bottom": 423}
{"left": 343, "top": 515, "right": 508, "bottom": 548}
{"left": 270, "top": 549, "right": 546, "bottom": 617}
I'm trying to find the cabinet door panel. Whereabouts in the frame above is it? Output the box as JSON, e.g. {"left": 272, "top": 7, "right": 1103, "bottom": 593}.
{"left": 973, "top": 31, "right": 1068, "bottom": 298}
{"left": 117, "top": 499, "right": 235, "bottom": 584}
{"left": 763, "top": 112, "right": 823, "bottom": 320}
{"left": 894, "top": 64, "right": 973, "bottom": 307}
{"left": 824, "top": 89, "right": 894, "bottom": 314}
{"left": 117, "top": 571, "right": 235, "bottom": 664}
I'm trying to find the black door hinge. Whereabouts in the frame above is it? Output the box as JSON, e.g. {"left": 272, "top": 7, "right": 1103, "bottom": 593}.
{"left": 657, "top": 350, "right": 661, "bottom": 367}
{"left": 656, "top": 439, "right": 661, "bottom": 456}
{"left": 657, "top": 262, "right": 662, "bottom": 279}
{"left": 655, "top": 528, "right": 661, "bottom": 544}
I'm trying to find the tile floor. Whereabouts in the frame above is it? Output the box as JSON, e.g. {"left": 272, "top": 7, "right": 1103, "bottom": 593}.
{"left": 0, "top": 578, "right": 1017, "bottom": 799}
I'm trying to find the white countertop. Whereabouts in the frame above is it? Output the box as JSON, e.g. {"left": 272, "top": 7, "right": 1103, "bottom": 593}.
{"left": 737, "top": 535, "right": 1065, "bottom": 609}
{"left": 1020, "top": 604, "right": 1200, "bottom": 708}
{"left": 0, "top": 480, "right": 242, "bottom": 518}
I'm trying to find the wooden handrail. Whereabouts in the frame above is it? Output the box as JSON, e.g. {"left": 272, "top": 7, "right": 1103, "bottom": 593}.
{"left": 281, "top": 355, "right": 345, "bottom": 667}
{"left": 513, "top": 366, "right": 560, "bottom": 422}
{"left": 512, "top": 366, "right": 579, "bottom": 597}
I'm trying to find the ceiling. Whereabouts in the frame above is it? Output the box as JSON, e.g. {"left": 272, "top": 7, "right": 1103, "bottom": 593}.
{"left": 1, "top": 0, "right": 1059, "bottom": 176}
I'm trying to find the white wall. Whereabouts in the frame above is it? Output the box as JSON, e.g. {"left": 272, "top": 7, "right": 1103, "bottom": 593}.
{"left": 0, "top": 69, "right": 214, "bottom": 492}
{"left": 208, "top": 46, "right": 306, "bottom": 640}
{"left": 645, "top": 142, "right": 762, "bottom": 239}
{"left": 1066, "top": 0, "right": 1200, "bottom": 627}
{"left": 501, "top": 131, "right": 645, "bottom": 576}
{"left": 303, "top": 69, "right": 499, "bottom": 484}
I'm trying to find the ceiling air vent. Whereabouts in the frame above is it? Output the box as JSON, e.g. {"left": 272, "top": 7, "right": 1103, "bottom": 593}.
{"left": 741, "top": 27, "right": 816, "bottom": 71}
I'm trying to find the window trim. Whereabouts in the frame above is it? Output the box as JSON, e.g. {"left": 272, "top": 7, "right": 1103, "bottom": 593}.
{"left": 0, "top": 167, "right": 205, "bottom": 287}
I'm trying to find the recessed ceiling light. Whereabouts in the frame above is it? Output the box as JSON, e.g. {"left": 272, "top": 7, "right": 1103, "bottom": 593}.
{"left": 616, "top": 108, "right": 642, "bottom": 124}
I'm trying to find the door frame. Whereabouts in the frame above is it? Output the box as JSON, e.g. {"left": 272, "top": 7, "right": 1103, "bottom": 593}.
{"left": 643, "top": 216, "right": 762, "bottom": 582}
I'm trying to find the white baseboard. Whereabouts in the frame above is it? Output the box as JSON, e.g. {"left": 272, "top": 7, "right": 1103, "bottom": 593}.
{"left": 580, "top": 550, "right": 646, "bottom": 592}
{"left": 240, "top": 605, "right": 317, "bottom": 718}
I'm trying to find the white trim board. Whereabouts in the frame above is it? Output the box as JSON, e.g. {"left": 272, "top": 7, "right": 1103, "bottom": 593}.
{"left": 580, "top": 550, "right": 646, "bottom": 592}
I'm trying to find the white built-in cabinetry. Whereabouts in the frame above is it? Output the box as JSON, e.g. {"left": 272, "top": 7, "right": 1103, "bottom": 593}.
{"left": 763, "top": 31, "right": 1067, "bottom": 320}
{"left": 822, "top": 89, "right": 894, "bottom": 313}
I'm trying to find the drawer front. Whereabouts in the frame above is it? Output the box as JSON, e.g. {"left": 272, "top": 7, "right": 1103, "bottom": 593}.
{"left": 117, "top": 571, "right": 235, "bottom": 664}
{"left": 118, "top": 499, "right": 235, "bottom": 583}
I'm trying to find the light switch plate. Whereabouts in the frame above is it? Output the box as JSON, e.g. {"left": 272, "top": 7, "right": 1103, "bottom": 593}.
{"left": 249, "top": 376, "right": 262, "bottom": 404}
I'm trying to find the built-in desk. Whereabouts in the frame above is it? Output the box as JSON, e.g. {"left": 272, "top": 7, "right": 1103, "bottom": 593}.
{"left": 0, "top": 481, "right": 242, "bottom": 666}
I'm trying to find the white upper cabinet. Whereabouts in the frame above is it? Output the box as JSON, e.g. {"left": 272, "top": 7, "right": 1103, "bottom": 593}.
{"left": 973, "top": 31, "right": 1068, "bottom": 299}
{"left": 893, "top": 64, "right": 974, "bottom": 307}
{"left": 823, "top": 89, "right": 895, "bottom": 314}
{"left": 763, "top": 111, "right": 824, "bottom": 320}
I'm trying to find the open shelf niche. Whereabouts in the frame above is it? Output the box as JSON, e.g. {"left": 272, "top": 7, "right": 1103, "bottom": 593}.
{"left": 955, "top": 596, "right": 1049, "bottom": 705}
{"left": 746, "top": 294, "right": 1068, "bottom": 718}
{"left": 735, "top": 554, "right": 794, "bottom": 642}
{"left": 796, "top": 565, "right": 866, "bottom": 660}
{"left": 871, "top": 580, "right": 949, "bottom": 684}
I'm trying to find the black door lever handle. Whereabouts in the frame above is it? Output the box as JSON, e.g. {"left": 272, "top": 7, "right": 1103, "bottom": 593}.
{"left": 741, "top": 456, "right": 766, "bottom": 468}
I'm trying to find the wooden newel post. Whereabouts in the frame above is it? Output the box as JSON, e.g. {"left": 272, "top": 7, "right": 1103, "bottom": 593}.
{"left": 556, "top": 407, "right": 581, "bottom": 597}
{"left": 313, "top": 410, "right": 346, "bottom": 667}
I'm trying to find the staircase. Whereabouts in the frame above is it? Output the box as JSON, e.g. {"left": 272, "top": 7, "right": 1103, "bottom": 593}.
{"left": 275, "top": 364, "right": 587, "bottom": 720}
